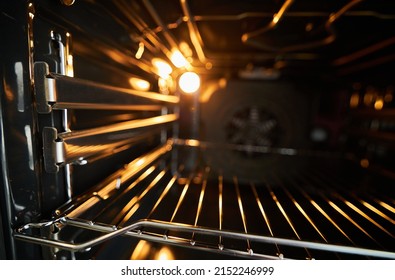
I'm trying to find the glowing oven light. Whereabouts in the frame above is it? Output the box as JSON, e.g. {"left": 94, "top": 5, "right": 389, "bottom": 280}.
{"left": 178, "top": 71, "right": 200, "bottom": 94}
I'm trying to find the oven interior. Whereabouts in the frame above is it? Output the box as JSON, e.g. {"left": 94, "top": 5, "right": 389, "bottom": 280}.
{"left": 1, "top": 0, "right": 395, "bottom": 260}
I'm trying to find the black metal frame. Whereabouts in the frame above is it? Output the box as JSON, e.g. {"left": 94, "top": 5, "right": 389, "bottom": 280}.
{"left": 0, "top": 1, "right": 44, "bottom": 259}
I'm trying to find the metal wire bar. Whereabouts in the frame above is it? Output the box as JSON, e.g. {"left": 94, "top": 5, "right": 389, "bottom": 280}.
{"left": 218, "top": 174, "right": 224, "bottom": 250}
{"left": 292, "top": 183, "right": 356, "bottom": 245}
{"left": 14, "top": 142, "right": 395, "bottom": 259}
{"left": 115, "top": 169, "right": 169, "bottom": 227}
{"left": 250, "top": 183, "right": 282, "bottom": 256}
{"left": 307, "top": 170, "right": 395, "bottom": 240}
{"left": 312, "top": 168, "right": 395, "bottom": 227}
{"left": 234, "top": 176, "right": 252, "bottom": 254}
{"left": 91, "top": 165, "right": 158, "bottom": 221}
{"left": 170, "top": 176, "right": 192, "bottom": 223}
{"left": 191, "top": 167, "right": 210, "bottom": 243}
{"left": 147, "top": 174, "right": 179, "bottom": 218}
{"left": 34, "top": 62, "right": 178, "bottom": 114}
{"left": 265, "top": 182, "right": 312, "bottom": 259}
{"left": 56, "top": 145, "right": 171, "bottom": 219}
{"left": 14, "top": 217, "right": 395, "bottom": 259}
{"left": 276, "top": 180, "right": 329, "bottom": 243}
{"left": 297, "top": 172, "right": 383, "bottom": 248}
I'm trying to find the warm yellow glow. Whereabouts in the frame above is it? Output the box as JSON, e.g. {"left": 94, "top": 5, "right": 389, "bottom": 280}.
{"left": 179, "top": 41, "right": 193, "bottom": 57}
{"left": 158, "top": 76, "right": 175, "bottom": 94}
{"left": 135, "top": 42, "right": 145, "bottom": 59}
{"left": 272, "top": 13, "right": 280, "bottom": 24}
{"left": 136, "top": 158, "right": 145, "bottom": 167}
{"left": 349, "top": 93, "right": 359, "bottom": 108}
{"left": 374, "top": 99, "right": 384, "bottom": 110}
{"left": 129, "top": 77, "right": 150, "bottom": 91}
{"left": 170, "top": 49, "right": 188, "bottom": 68}
{"left": 360, "top": 159, "right": 369, "bottom": 168}
{"left": 185, "top": 139, "right": 200, "bottom": 146}
{"left": 152, "top": 58, "right": 172, "bottom": 78}
{"left": 363, "top": 90, "right": 374, "bottom": 106}
{"left": 155, "top": 247, "right": 174, "bottom": 260}
{"left": 130, "top": 240, "right": 151, "bottom": 260}
{"left": 177, "top": 177, "right": 188, "bottom": 185}
{"left": 199, "top": 78, "right": 227, "bottom": 103}
{"left": 179, "top": 72, "right": 200, "bottom": 94}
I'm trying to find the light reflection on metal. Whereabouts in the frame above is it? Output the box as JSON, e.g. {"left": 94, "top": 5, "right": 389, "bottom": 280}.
{"left": 241, "top": 0, "right": 294, "bottom": 43}
{"left": 148, "top": 175, "right": 178, "bottom": 218}
{"left": 142, "top": 0, "right": 180, "bottom": 56}
{"left": 152, "top": 58, "right": 173, "bottom": 78}
{"left": 130, "top": 240, "right": 151, "bottom": 260}
{"left": 344, "top": 201, "right": 395, "bottom": 237}
{"left": 218, "top": 174, "right": 224, "bottom": 248}
{"left": 60, "top": 0, "right": 75, "bottom": 6}
{"left": 350, "top": 93, "right": 360, "bottom": 108}
{"left": 113, "top": 0, "right": 171, "bottom": 60}
{"left": 298, "top": 188, "right": 355, "bottom": 244}
{"left": 34, "top": 62, "right": 178, "bottom": 114}
{"left": 279, "top": 183, "right": 328, "bottom": 243}
{"left": 193, "top": 167, "right": 209, "bottom": 228}
{"left": 194, "top": 11, "right": 395, "bottom": 21}
{"left": 155, "top": 246, "right": 175, "bottom": 260}
{"left": 16, "top": 217, "right": 395, "bottom": 258}
{"left": 374, "top": 98, "right": 384, "bottom": 110}
{"left": 24, "top": 125, "right": 34, "bottom": 171}
{"left": 56, "top": 114, "right": 177, "bottom": 163}
{"left": 15, "top": 62, "right": 24, "bottom": 112}
{"left": 267, "top": 184, "right": 312, "bottom": 259}
{"left": 129, "top": 77, "right": 151, "bottom": 91}
{"left": 179, "top": 42, "right": 193, "bottom": 58}
{"left": 117, "top": 169, "right": 167, "bottom": 226}
{"left": 234, "top": 176, "right": 251, "bottom": 253}
{"left": 250, "top": 183, "right": 280, "bottom": 255}
{"left": 135, "top": 42, "right": 145, "bottom": 59}
{"left": 92, "top": 166, "right": 157, "bottom": 222}
{"left": 170, "top": 49, "right": 189, "bottom": 68}
{"left": 361, "top": 201, "right": 395, "bottom": 225}
{"left": 170, "top": 176, "right": 191, "bottom": 222}
{"left": 242, "top": 0, "right": 364, "bottom": 52}
{"left": 333, "top": 36, "right": 395, "bottom": 66}
{"left": 328, "top": 201, "right": 380, "bottom": 245}
{"left": 180, "top": 0, "right": 207, "bottom": 64}
{"left": 375, "top": 200, "right": 395, "bottom": 214}
{"left": 58, "top": 145, "right": 171, "bottom": 219}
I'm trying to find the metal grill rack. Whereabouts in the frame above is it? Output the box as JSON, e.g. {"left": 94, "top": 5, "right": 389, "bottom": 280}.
{"left": 14, "top": 142, "right": 395, "bottom": 259}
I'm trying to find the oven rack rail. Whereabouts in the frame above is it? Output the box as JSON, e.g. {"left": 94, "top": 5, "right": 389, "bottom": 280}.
{"left": 14, "top": 143, "right": 395, "bottom": 259}
{"left": 14, "top": 217, "right": 395, "bottom": 260}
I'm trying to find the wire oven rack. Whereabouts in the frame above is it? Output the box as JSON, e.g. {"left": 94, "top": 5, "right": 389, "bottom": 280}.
{"left": 14, "top": 141, "right": 395, "bottom": 259}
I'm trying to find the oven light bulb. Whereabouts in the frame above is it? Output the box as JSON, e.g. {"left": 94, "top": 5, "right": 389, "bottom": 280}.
{"left": 179, "top": 72, "right": 200, "bottom": 94}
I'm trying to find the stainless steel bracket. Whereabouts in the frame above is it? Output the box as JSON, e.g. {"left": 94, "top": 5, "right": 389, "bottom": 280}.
{"left": 42, "top": 114, "right": 177, "bottom": 173}
{"left": 42, "top": 127, "right": 65, "bottom": 173}
{"left": 33, "top": 62, "right": 179, "bottom": 114}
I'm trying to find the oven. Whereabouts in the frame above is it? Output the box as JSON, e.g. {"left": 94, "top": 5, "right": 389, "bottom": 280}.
{"left": 1, "top": 0, "right": 395, "bottom": 260}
